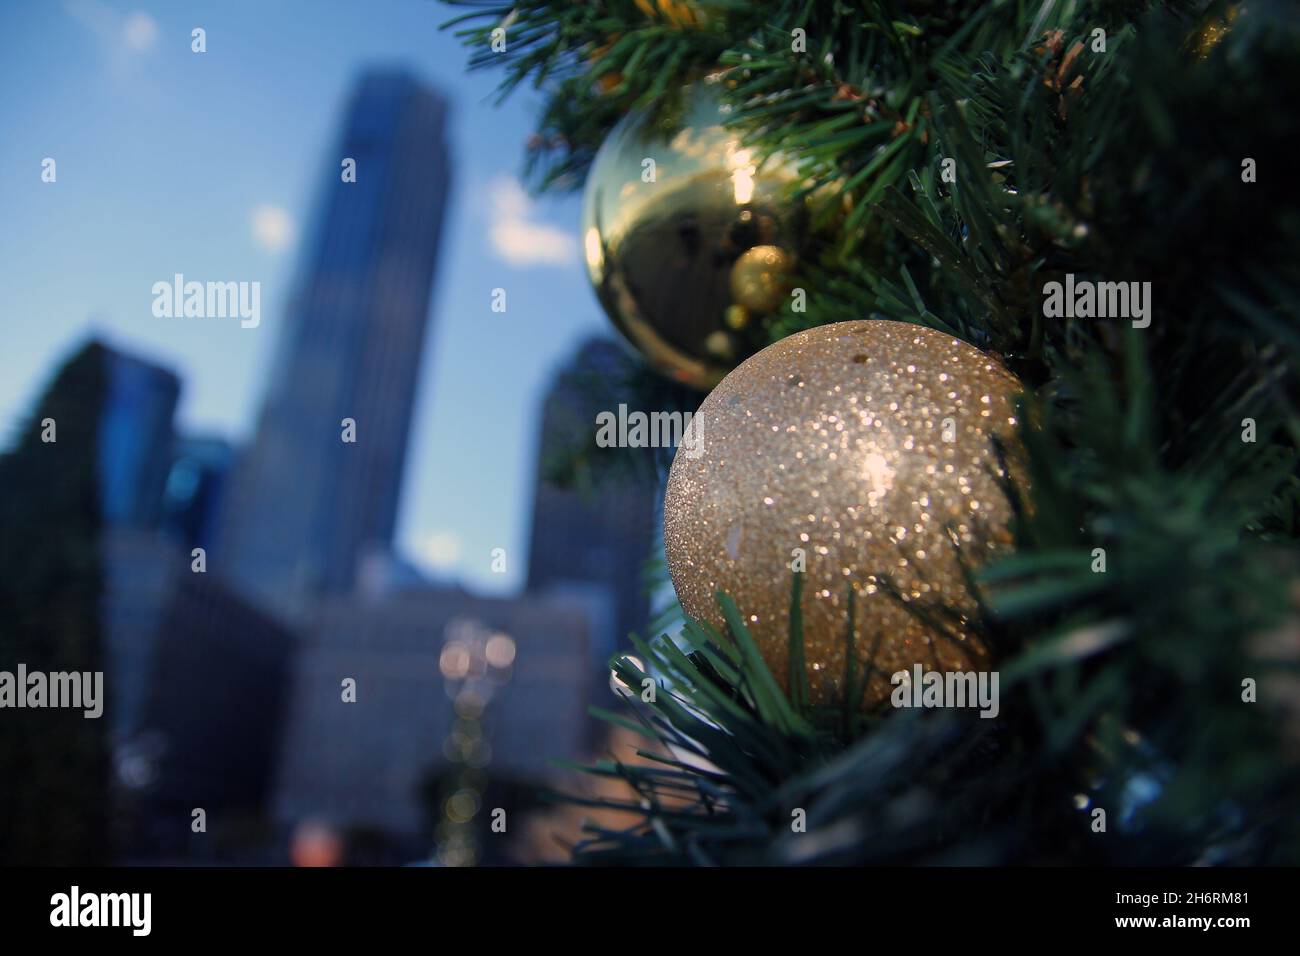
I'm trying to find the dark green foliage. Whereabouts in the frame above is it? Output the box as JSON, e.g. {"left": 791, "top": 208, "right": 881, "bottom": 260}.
{"left": 449, "top": 1, "right": 1300, "bottom": 863}
{"left": 0, "top": 341, "right": 112, "bottom": 865}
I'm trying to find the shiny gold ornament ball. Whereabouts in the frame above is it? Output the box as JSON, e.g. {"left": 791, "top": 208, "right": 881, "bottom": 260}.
{"left": 580, "top": 81, "right": 807, "bottom": 391}
{"left": 724, "top": 303, "right": 751, "bottom": 331}
{"left": 664, "top": 320, "right": 1026, "bottom": 710}
{"left": 730, "top": 245, "right": 793, "bottom": 313}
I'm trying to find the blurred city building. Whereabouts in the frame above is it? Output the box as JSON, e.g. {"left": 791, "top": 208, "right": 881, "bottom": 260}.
{"left": 130, "top": 566, "right": 296, "bottom": 859}
{"left": 101, "top": 529, "right": 180, "bottom": 744}
{"left": 64, "top": 344, "right": 185, "bottom": 745}
{"left": 272, "top": 585, "right": 597, "bottom": 860}
{"left": 101, "top": 530, "right": 297, "bottom": 862}
{"left": 160, "top": 435, "right": 234, "bottom": 553}
{"left": 99, "top": 347, "right": 180, "bottom": 529}
{"left": 218, "top": 70, "right": 452, "bottom": 616}
{"left": 15, "top": 343, "right": 297, "bottom": 862}
{"left": 8, "top": 71, "right": 668, "bottom": 867}
{"left": 526, "top": 338, "right": 658, "bottom": 705}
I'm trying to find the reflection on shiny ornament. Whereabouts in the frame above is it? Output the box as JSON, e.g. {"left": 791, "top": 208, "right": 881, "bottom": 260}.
{"left": 724, "top": 303, "right": 751, "bottom": 331}
{"left": 581, "top": 80, "right": 809, "bottom": 390}
{"left": 730, "top": 244, "right": 793, "bottom": 312}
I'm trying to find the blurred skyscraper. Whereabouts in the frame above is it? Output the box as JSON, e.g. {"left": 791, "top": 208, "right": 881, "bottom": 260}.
{"left": 219, "top": 70, "right": 452, "bottom": 614}
{"left": 99, "top": 348, "right": 180, "bottom": 529}
{"left": 161, "top": 436, "right": 233, "bottom": 552}
{"left": 526, "top": 338, "right": 657, "bottom": 686}
{"left": 92, "top": 345, "right": 183, "bottom": 742}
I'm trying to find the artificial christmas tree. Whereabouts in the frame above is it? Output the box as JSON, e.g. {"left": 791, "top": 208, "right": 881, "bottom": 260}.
{"left": 446, "top": 0, "right": 1300, "bottom": 864}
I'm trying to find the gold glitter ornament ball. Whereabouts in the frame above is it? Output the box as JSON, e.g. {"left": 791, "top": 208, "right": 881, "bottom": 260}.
{"left": 663, "top": 320, "right": 1026, "bottom": 710}
{"left": 580, "top": 81, "right": 807, "bottom": 391}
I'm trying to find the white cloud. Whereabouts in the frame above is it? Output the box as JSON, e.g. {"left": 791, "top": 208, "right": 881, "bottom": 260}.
{"left": 412, "top": 531, "right": 462, "bottom": 572}
{"left": 65, "top": 2, "right": 157, "bottom": 55}
{"left": 121, "top": 12, "right": 158, "bottom": 53}
{"left": 250, "top": 205, "right": 297, "bottom": 254}
{"left": 487, "top": 178, "right": 577, "bottom": 267}
{"left": 64, "top": 2, "right": 160, "bottom": 87}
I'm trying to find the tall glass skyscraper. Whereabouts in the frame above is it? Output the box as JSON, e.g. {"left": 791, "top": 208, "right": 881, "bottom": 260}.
{"left": 526, "top": 339, "right": 657, "bottom": 686}
{"left": 99, "top": 347, "right": 181, "bottom": 530}
{"left": 220, "top": 71, "right": 451, "bottom": 612}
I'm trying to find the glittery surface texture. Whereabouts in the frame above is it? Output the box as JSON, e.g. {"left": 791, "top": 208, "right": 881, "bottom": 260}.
{"left": 663, "top": 320, "right": 1026, "bottom": 709}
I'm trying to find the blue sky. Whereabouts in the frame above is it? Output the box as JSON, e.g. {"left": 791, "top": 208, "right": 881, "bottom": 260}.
{"left": 0, "top": 0, "right": 605, "bottom": 594}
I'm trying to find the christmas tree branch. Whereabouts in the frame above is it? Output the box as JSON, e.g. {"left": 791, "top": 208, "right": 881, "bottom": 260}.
{"left": 450, "top": 0, "right": 1300, "bottom": 863}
